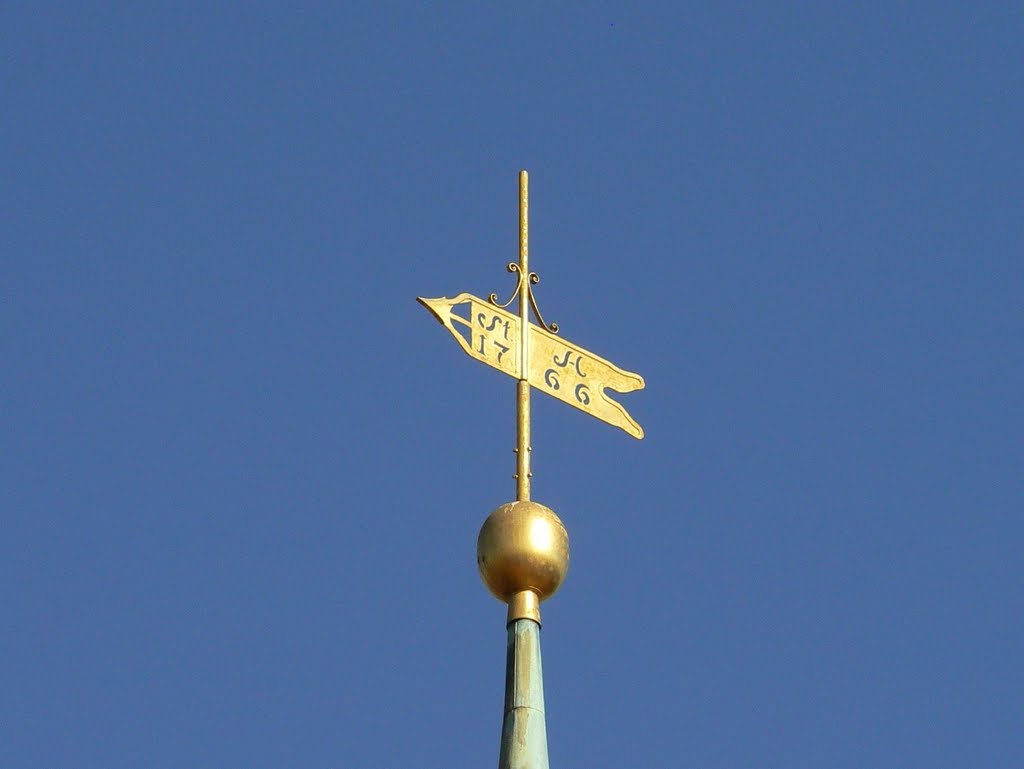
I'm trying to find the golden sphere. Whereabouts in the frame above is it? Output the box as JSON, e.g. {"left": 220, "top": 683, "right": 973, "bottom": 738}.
{"left": 477, "top": 501, "right": 570, "bottom": 603}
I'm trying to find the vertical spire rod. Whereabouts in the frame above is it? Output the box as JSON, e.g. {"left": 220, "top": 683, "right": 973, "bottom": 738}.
{"left": 516, "top": 170, "right": 531, "bottom": 502}
{"left": 504, "top": 171, "right": 549, "bottom": 769}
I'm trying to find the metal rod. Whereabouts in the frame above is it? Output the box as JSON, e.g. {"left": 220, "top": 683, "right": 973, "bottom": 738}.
{"left": 516, "top": 170, "right": 531, "bottom": 502}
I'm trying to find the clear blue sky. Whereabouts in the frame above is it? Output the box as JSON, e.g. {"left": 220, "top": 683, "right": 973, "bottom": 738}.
{"left": 3, "top": 4, "right": 1021, "bottom": 768}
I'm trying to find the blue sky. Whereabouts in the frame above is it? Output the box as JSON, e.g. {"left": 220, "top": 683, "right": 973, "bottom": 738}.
{"left": 3, "top": 4, "right": 1021, "bottom": 768}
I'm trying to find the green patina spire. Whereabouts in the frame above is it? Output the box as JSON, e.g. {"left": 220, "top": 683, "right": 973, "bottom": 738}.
{"left": 500, "top": 619, "right": 549, "bottom": 768}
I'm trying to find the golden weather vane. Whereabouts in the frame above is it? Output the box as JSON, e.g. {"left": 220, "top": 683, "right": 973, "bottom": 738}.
{"left": 418, "top": 173, "right": 645, "bottom": 453}
{"left": 417, "top": 171, "right": 645, "bottom": 769}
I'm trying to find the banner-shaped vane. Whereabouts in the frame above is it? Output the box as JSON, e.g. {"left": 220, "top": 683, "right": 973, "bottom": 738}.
{"left": 419, "top": 293, "right": 645, "bottom": 439}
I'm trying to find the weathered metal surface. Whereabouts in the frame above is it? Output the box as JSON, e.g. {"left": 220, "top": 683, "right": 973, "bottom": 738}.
{"left": 506, "top": 589, "right": 541, "bottom": 624}
{"left": 499, "top": 618, "right": 548, "bottom": 769}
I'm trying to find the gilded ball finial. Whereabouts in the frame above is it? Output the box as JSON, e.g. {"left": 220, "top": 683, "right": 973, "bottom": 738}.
{"left": 477, "top": 501, "right": 570, "bottom": 609}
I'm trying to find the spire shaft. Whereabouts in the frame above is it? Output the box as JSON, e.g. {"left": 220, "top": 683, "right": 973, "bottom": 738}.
{"left": 499, "top": 618, "right": 549, "bottom": 769}
{"left": 516, "top": 170, "right": 531, "bottom": 502}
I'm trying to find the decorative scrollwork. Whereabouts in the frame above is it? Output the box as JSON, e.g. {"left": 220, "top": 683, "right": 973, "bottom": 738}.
{"left": 489, "top": 265, "right": 558, "bottom": 334}
{"left": 488, "top": 263, "right": 525, "bottom": 308}
{"left": 526, "top": 272, "right": 559, "bottom": 334}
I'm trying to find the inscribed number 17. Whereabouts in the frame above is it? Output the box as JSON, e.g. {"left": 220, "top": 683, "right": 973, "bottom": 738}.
{"left": 477, "top": 312, "right": 511, "bottom": 363}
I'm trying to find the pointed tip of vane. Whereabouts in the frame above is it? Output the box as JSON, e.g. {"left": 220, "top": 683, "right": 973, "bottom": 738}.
{"left": 417, "top": 296, "right": 446, "bottom": 325}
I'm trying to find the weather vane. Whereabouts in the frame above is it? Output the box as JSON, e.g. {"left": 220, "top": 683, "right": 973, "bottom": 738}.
{"left": 418, "top": 171, "right": 644, "bottom": 769}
